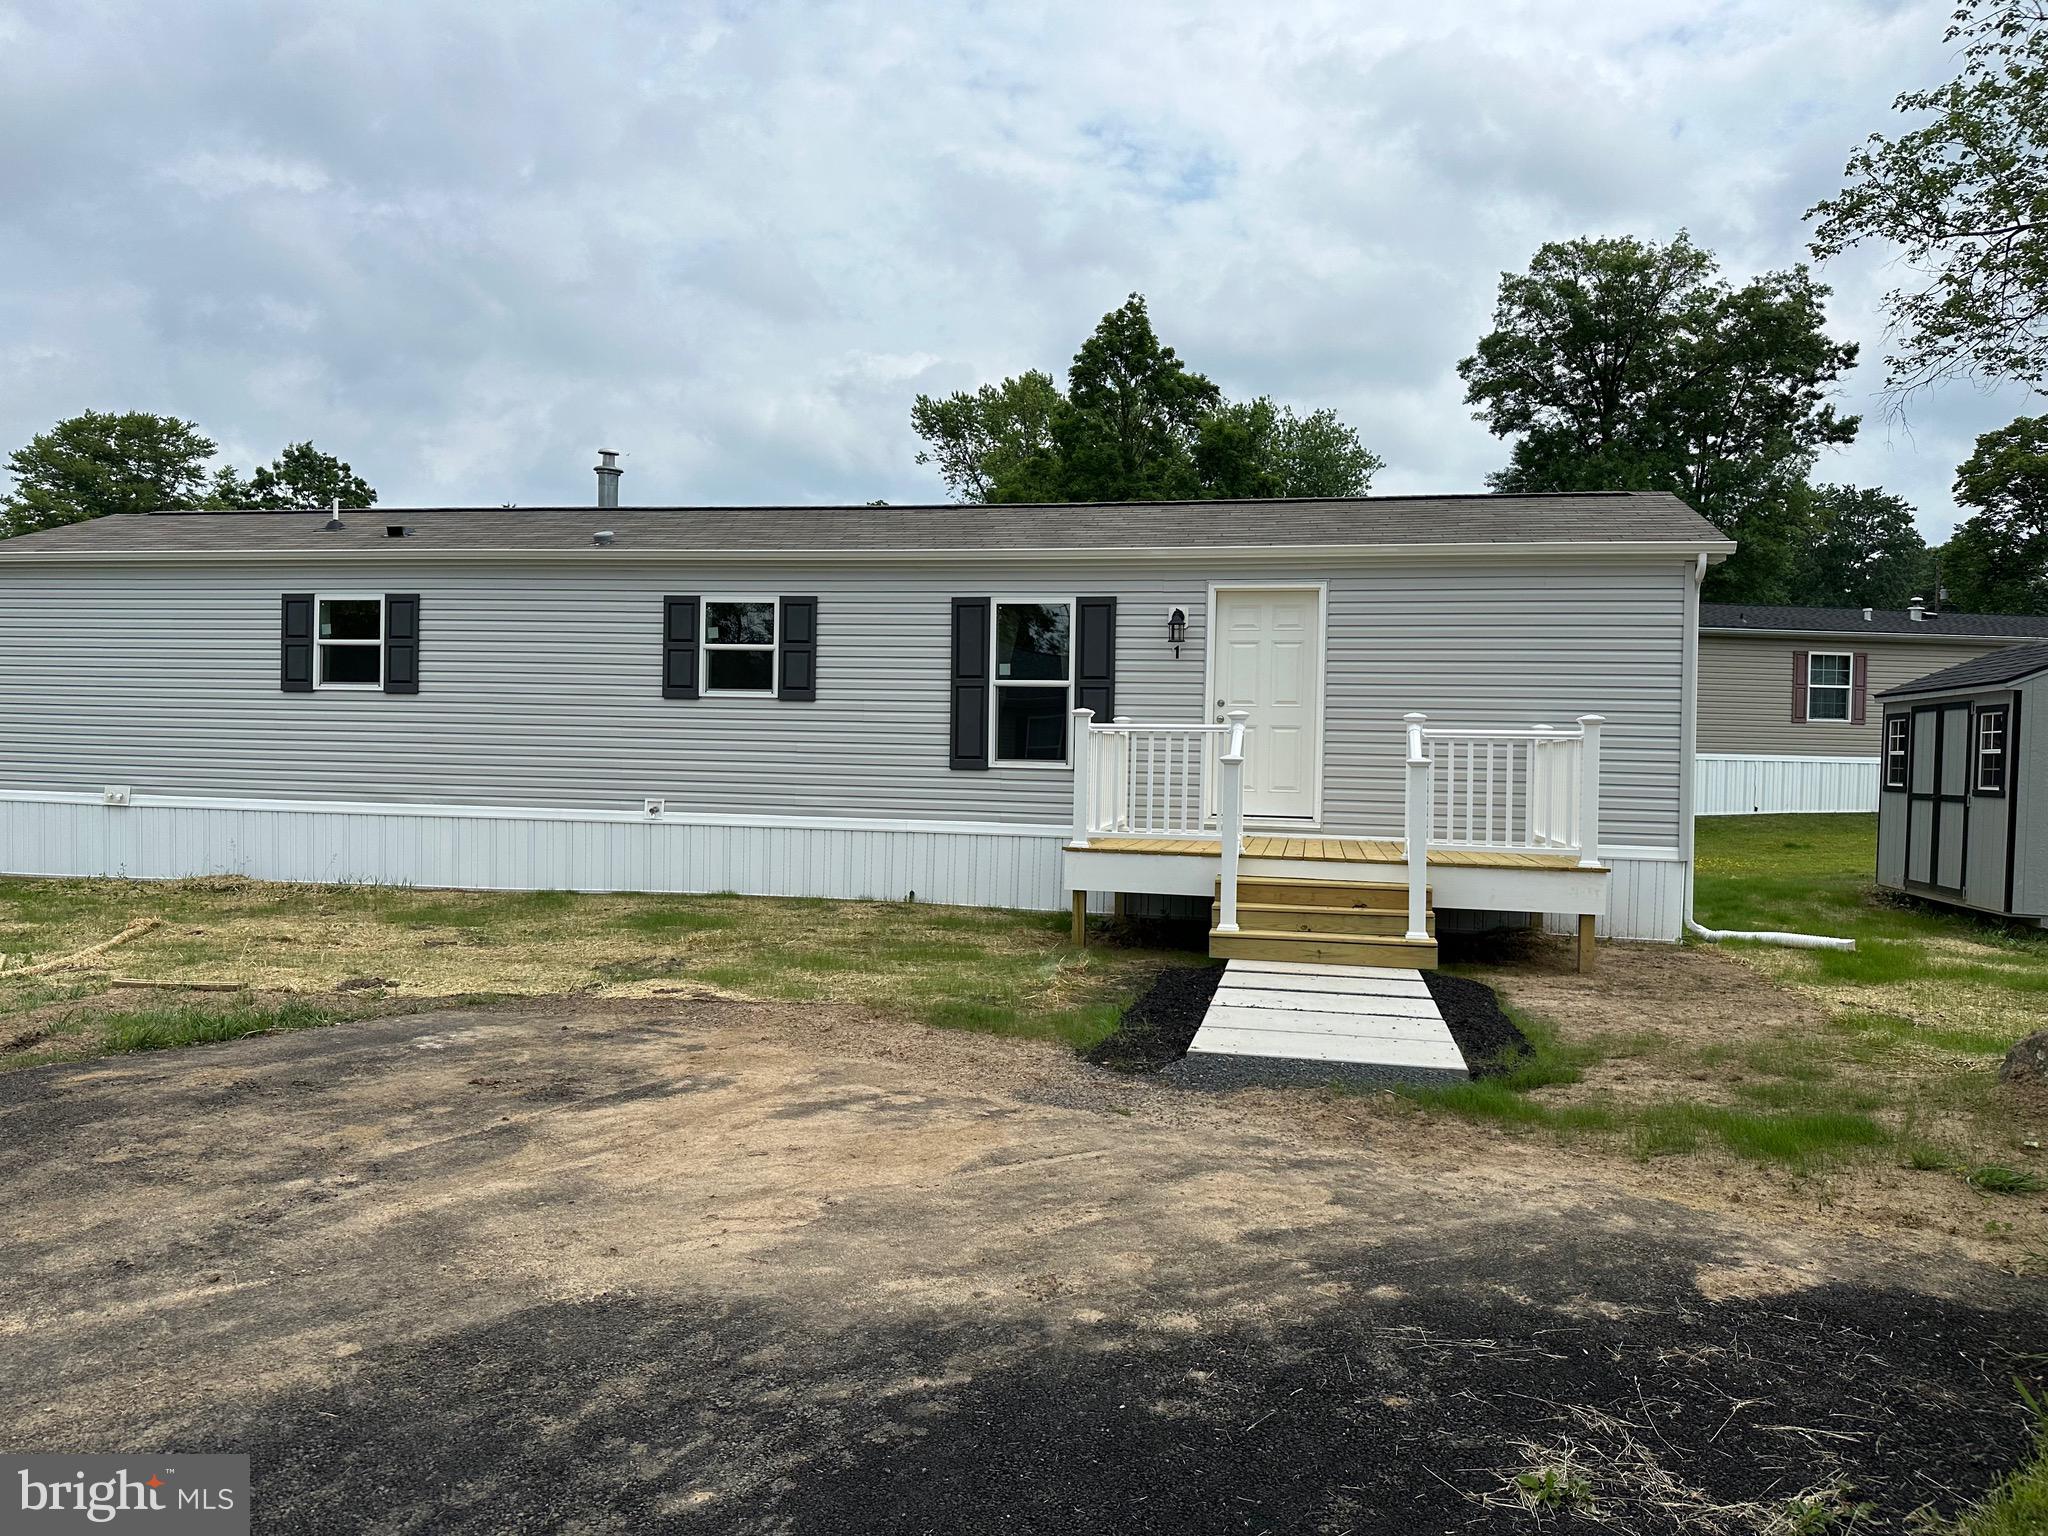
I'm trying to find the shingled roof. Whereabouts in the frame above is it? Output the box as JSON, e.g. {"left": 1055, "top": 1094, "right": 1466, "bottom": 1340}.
{"left": 1880, "top": 641, "right": 2048, "bottom": 698}
{"left": 1702, "top": 603, "right": 2048, "bottom": 641}
{"left": 0, "top": 490, "right": 1730, "bottom": 559}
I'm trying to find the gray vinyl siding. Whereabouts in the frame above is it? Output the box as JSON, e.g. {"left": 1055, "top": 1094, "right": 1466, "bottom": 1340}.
{"left": 0, "top": 554, "right": 1689, "bottom": 850}
{"left": 1699, "top": 633, "right": 2025, "bottom": 756}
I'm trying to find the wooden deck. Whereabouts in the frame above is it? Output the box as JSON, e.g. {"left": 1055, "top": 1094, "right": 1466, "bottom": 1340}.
{"left": 1064, "top": 834, "right": 1598, "bottom": 872}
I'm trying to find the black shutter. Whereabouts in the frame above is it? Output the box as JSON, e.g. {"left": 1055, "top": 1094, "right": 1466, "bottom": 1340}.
{"left": 1075, "top": 595, "right": 1116, "bottom": 721}
{"left": 384, "top": 594, "right": 420, "bottom": 695}
{"left": 280, "top": 593, "right": 314, "bottom": 692}
{"left": 950, "top": 597, "right": 990, "bottom": 770}
{"left": 663, "top": 596, "right": 700, "bottom": 699}
{"left": 778, "top": 596, "right": 817, "bottom": 701}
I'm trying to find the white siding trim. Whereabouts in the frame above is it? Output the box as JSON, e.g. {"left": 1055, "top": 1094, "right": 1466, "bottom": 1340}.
{"left": 1695, "top": 754, "right": 1879, "bottom": 815}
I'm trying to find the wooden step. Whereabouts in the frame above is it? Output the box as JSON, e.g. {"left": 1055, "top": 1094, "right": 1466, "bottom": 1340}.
{"left": 1208, "top": 929, "right": 1440, "bottom": 968}
{"left": 1212, "top": 901, "right": 1434, "bottom": 938}
{"left": 1220, "top": 874, "right": 1423, "bottom": 911}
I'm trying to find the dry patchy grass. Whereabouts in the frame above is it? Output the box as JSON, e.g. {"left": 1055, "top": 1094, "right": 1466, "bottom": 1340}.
{"left": 0, "top": 875, "right": 1186, "bottom": 1068}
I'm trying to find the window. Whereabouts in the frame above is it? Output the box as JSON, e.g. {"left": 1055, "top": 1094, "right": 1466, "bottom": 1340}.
{"left": 1884, "top": 716, "right": 1909, "bottom": 790}
{"left": 703, "top": 599, "right": 777, "bottom": 695}
{"left": 1806, "top": 652, "right": 1852, "bottom": 722}
{"left": 992, "top": 600, "right": 1071, "bottom": 763}
{"left": 316, "top": 595, "right": 383, "bottom": 689}
{"left": 1976, "top": 707, "right": 2009, "bottom": 794}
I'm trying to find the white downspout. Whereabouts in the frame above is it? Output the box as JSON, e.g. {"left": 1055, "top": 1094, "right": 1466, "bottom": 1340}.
{"left": 1681, "top": 552, "right": 1855, "bottom": 953}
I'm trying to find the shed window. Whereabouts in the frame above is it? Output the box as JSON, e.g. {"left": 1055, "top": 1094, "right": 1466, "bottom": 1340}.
{"left": 1883, "top": 716, "right": 1909, "bottom": 790}
{"left": 1976, "top": 707, "right": 2009, "bottom": 794}
{"left": 992, "top": 600, "right": 1072, "bottom": 763}
{"left": 316, "top": 595, "right": 383, "bottom": 689}
{"left": 1806, "top": 652, "right": 1852, "bottom": 721}
{"left": 703, "top": 600, "right": 777, "bottom": 695}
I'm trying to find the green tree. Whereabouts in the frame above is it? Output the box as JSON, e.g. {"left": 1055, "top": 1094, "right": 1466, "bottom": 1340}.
{"left": 209, "top": 441, "right": 377, "bottom": 510}
{"left": 1194, "top": 399, "right": 1386, "bottom": 498}
{"left": 1810, "top": 2, "right": 2048, "bottom": 393}
{"left": 1055, "top": 294, "right": 1220, "bottom": 501}
{"left": 911, "top": 295, "right": 1381, "bottom": 504}
{"left": 1787, "top": 484, "right": 1931, "bottom": 608}
{"left": 1457, "top": 233, "right": 1860, "bottom": 601}
{"left": 1, "top": 410, "right": 217, "bottom": 536}
{"left": 1942, "top": 415, "right": 2048, "bottom": 612}
{"left": 911, "top": 371, "right": 1065, "bottom": 503}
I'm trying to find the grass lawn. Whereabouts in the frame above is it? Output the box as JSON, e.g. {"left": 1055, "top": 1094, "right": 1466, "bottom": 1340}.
{"left": 1401, "top": 815, "right": 2048, "bottom": 1215}
{"left": 0, "top": 876, "right": 1194, "bottom": 1071}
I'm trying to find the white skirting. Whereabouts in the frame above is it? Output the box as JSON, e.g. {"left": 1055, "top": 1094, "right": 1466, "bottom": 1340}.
{"left": 0, "top": 791, "right": 1070, "bottom": 911}
{"left": 0, "top": 791, "right": 1688, "bottom": 938}
{"left": 1540, "top": 846, "right": 1687, "bottom": 943}
{"left": 1695, "top": 754, "right": 1878, "bottom": 815}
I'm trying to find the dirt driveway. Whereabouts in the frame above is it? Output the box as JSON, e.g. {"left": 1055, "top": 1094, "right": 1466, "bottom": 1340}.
{"left": 1, "top": 998, "right": 2039, "bottom": 1534}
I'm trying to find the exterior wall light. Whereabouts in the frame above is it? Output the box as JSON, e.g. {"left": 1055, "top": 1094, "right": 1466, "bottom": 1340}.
{"left": 1167, "top": 607, "right": 1187, "bottom": 657}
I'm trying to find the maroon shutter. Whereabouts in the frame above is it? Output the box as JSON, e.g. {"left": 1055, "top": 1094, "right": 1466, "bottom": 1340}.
{"left": 1851, "top": 651, "right": 1868, "bottom": 725}
{"left": 1791, "top": 650, "right": 1808, "bottom": 722}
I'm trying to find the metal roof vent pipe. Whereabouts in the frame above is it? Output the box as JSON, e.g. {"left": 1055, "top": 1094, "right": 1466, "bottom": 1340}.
{"left": 595, "top": 449, "right": 622, "bottom": 509}
{"left": 1908, "top": 596, "right": 1926, "bottom": 622}
{"left": 1862, "top": 607, "right": 1873, "bottom": 622}
{"left": 323, "top": 497, "right": 344, "bottom": 532}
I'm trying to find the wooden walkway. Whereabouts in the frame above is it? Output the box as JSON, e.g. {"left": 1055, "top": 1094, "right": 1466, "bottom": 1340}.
{"left": 1066, "top": 834, "right": 1595, "bottom": 871}
{"left": 1175, "top": 959, "right": 1469, "bottom": 1087}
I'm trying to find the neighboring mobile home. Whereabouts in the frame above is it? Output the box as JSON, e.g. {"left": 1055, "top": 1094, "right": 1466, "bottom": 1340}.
{"left": 0, "top": 489, "right": 1730, "bottom": 956}
{"left": 1876, "top": 641, "right": 2048, "bottom": 926}
{"left": 1699, "top": 603, "right": 2048, "bottom": 815}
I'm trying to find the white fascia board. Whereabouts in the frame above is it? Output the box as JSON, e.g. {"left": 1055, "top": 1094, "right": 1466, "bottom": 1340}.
{"left": 0, "top": 539, "right": 1740, "bottom": 568}
{"left": 1702, "top": 626, "right": 2041, "bottom": 646}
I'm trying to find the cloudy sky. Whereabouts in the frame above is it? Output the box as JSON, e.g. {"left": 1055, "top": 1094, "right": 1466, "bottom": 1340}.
{"left": 2, "top": 0, "right": 2041, "bottom": 538}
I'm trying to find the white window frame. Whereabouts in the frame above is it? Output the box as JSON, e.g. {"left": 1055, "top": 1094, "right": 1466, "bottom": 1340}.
{"left": 989, "top": 595, "right": 1076, "bottom": 768}
{"left": 701, "top": 596, "right": 779, "bottom": 698}
{"left": 313, "top": 593, "right": 384, "bottom": 692}
{"left": 1806, "top": 650, "right": 1853, "bottom": 723}
{"left": 1976, "top": 707, "right": 2009, "bottom": 794}
{"left": 1883, "top": 715, "right": 1909, "bottom": 790}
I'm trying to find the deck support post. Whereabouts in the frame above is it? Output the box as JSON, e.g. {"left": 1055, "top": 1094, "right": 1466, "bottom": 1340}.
{"left": 1576, "top": 715, "right": 1604, "bottom": 868}
{"left": 1576, "top": 913, "right": 1596, "bottom": 973}
{"left": 1402, "top": 713, "right": 1430, "bottom": 943}
{"left": 1215, "top": 710, "right": 1250, "bottom": 934}
{"left": 1071, "top": 890, "right": 1088, "bottom": 948}
{"left": 1070, "top": 707, "right": 1095, "bottom": 847}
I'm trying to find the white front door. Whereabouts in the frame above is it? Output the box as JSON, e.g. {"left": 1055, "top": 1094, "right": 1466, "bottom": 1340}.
{"left": 1211, "top": 587, "right": 1322, "bottom": 821}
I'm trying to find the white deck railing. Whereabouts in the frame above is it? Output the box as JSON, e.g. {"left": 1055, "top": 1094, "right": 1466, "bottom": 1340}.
{"left": 1069, "top": 706, "right": 1601, "bottom": 946}
{"left": 1071, "top": 708, "right": 1251, "bottom": 930}
{"left": 1403, "top": 712, "right": 1603, "bottom": 942}
{"left": 1078, "top": 716, "right": 1229, "bottom": 838}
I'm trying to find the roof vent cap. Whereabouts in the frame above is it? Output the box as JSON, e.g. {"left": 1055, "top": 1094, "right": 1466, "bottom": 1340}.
{"left": 593, "top": 530, "right": 616, "bottom": 547}
{"left": 1862, "top": 607, "right": 1873, "bottom": 622}
{"left": 1908, "top": 596, "right": 1926, "bottom": 622}
{"left": 385, "top": 524, "right": 413, "bottom": 539}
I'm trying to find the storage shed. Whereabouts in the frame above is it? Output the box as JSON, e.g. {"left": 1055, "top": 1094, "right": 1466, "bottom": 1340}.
{"left": 1876, "top": 641, "right": 2048, "bottom": 925}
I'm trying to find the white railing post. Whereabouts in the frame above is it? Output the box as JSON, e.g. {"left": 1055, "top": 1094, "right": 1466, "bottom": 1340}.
{"left": 1576, "top": 714, "right": 1604, "bottom": 868}
{"left": 1403, "top": 712, "right": 1430, "bottom": 943}
{"left": 1071, "top": 708, "right": 1095, "bottom": 846}
{"left": 1215, "top": 709, "right": 1250, "bottom": 933}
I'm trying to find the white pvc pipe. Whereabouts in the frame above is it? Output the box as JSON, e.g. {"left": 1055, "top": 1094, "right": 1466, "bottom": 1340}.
{"left": 1685, "top": 918, "right": 1855, "bottom": 952}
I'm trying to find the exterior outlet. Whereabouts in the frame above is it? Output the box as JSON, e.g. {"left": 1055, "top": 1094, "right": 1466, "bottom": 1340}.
{"left": 643, "top": 798, "right": 665, "bottom": 817}
{"left": 103, "top": 785, "right": 131, "bottom": 807}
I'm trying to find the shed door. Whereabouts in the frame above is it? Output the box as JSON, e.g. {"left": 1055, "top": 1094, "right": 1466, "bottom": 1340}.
{"left": 1905, "top": 704, "right": 1970, "bottom": 894}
